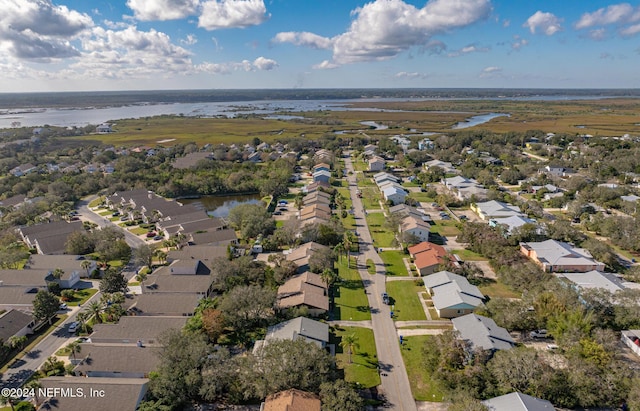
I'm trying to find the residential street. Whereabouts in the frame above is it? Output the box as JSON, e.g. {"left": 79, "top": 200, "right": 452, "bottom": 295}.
{"left": 344, "top": 154, "right": 418, "bottom": 411}
{"left": 77, "top": 196, "right": 147, "bottom": 249}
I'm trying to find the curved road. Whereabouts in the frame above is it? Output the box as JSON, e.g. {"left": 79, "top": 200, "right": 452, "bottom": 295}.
{"left": 344, "top": 154, "right": 417, "bottom": 411}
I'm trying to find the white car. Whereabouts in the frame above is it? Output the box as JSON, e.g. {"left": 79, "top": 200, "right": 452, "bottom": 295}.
{"left": 530, "top": 329, "right": 548, "bottom": 338}
{"left": 68, "top": 322, "right": 79, "bottom": 333}
{"left": 59, "top": 303, "right": 68, "bottom": 310}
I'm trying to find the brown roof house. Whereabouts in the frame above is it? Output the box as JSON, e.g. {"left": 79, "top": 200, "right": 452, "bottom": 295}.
{"left": 263, "top": 388, "right": 321, "bottom": 411}
{"left": 408, "top": 242, "right": 450, "bottom": 276}
{"left": 277, "top": 272, "right": 329, "bottom": 317}
{"left": 285, "top": 242, "right": 330, "bottom": 273}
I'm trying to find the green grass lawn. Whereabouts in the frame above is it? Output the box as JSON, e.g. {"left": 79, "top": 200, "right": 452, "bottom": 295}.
{"left": 407, "top": 192, "right": 436, "bottom": 203}
{"left": 88, "top": 197, "right": 105, "bottom": 207}
{"left": 478, "top": 279, "right": 520, "bottom": 299}
{"left": 361, "top": 187, "right": 381, "bottom": 209}
{"left": 129, "top": 226, "right": 151, "bottom": 235}
{"left": 333, "top": 258, "right": 371, "bottom": 321}
{"left": 332, "top": 326, "right": 381, "bottom": 389}
{"left": 365, "top": 213, "right": 395, "bottom": 247}
{"left": 429, "top": 220, "right": 461, "bottom": 237}
{"left": 451, "top": 249, "right": 487, "bottom": 261}
{"left": 385, "top": 281, "right": 427, "bottom": 321}
{"left": 352, "top": 160, "right": 369, "bottom": 172}
{"left": 400, "top": 335, "right": 445, "bottom": 401}
{"left": 98, "top": 210, "right": 112, "bottom": 216}
{"left": 66, "top": 288, "right": 98, "bottom": 306}
{"left": 336, "top": 187, "right": 354, "bottom": 210}
{"left": 366, "top": 259, "right": 375, "bottom": 275}
{"left": 379, "top": 250, "right": 409, "bottom": 276}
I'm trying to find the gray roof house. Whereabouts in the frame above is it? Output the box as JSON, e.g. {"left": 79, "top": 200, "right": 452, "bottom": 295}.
{"left": 39, "top": 377, "right": 148, "bottom": 411}
{"left": 520, "top": 239, "right": 605, "bottom": 272}
{"left": 0, "top": 310, "right": 34, "bottom": 343}
{"left": 74, "top": 344, "right": 160, "bottom": 378}
{"left": 556, "top": 270, "right": 627, "bottom": 293}
{"left": 254, "top": 316, "right": 329, "bottom": 354}
{"left": 17, "top": 220, "right": 84, "bottom": 254}
{"left": 0, "top": 287, "right": 38, "bottom": 312}
{"left": 452, "top": 313, "right": 515, "bottom": 352}
{"left": 129, "top": 293, "right": 200, "bottom": 316}
{"left": 89, "top": 316, "right": 188, "bottom": 346}
{"left": 483, "top": 392, "right": 555, "bottom": 411}
{"left": 424, "top": 271, "right": 485, "bottom": 319}
{"left": 472, "top": 200, "right": 523, "bottom": 221}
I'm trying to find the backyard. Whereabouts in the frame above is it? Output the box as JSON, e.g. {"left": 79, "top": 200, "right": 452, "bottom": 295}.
{"left": 400, "top": 335, "right": 445, "bottom": 401}
{"left": 365, "top": 213, "right": 396, "bottom": 247}
{"left": 379, "top": 250, "right": 409, "bottom": 276}
{"left": 332, "top": 326, "right": 381, "bottom": 389}
{"left": 385, "top": 281, "right": 428, "bottom": 321}
{"left": 332, "top": 258, "right": 371, "bottom": 321}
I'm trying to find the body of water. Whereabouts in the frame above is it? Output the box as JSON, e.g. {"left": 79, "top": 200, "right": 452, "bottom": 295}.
{"left": 180, "top": 193, "right": 264, "bottom": 218}
{"left": 452, "top": 113, "right": 510, "bottom": 129}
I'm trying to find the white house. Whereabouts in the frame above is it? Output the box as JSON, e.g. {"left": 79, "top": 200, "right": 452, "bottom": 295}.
{"left": 368, "top": 156, "right": 386, "bottom": 172}
{"left": 382, "top": 186, "right": 408, "bottom": 205}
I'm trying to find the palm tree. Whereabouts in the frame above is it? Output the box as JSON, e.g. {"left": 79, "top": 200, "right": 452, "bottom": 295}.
{"left": 81, "top": 260, "right": 92, "bottom": 277}
{"left": 153, "top": 249, "right": 167, "bottom": 265}
{"left": 320, "top": 268, "right": 337, "bottom": 291}
{"left": 333, "top": 242, "right": 345, "bottom": 262}
{"left": 135, "top": 271, "right": 148, "bottom": 288}
{"left": 67, "top": 340, "right": 81, "bottom": 361}
{"left": 0, "top": 394, "right": 16, "bottom": 411}
{"left": 8, "top": 335, "right": 27, "bottom": 351}
{"left": 25, "top": 379, "right": 42, "bottom": 407}
{"left": 76, "top": 311, "right": 89, "bottom": 334}
{"left": 340, "top": 333, "right": 360, "bottom": 364}
{"left": 343, "top": 231, "right": 355, "bottom": 267}
{"left": 52, "top": 268, "right": 64, "bottom": 280}
{"left": 86, "top": 301, "right": 103, "bottom": 324}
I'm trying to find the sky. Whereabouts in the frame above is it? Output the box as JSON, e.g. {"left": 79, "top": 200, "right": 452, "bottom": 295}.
{"left": 0, "top": 0, "right": 639, "bottom": 92}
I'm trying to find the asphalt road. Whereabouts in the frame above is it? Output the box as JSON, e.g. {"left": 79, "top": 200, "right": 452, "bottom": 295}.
{"left": 344, "top": 155, "right": 418, "bottom": 411}
{"left": 77, "top": 196, "right": 146, "bottom": 249}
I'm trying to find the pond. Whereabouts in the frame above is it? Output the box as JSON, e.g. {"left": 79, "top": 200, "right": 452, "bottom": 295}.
{"left": 452, "top": 113, "right": 510, "bottom": 129}
{"left": 180, "top": 193, "right": 264, "bottom": 218}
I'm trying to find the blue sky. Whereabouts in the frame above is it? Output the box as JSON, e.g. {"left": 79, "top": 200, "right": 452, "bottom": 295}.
{"left": 1, "top": 0, "right": 639, "bottom": 91}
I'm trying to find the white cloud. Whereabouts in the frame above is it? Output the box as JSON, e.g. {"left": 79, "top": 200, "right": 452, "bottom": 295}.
{"left": 394, "top": 71, "right": 428, "bottom": 79}
{"left": 479, "top": 66, "right": 502, "bottom": 78}
{"left": 575, "top": 3, "right": 640, "bottom": 29}
{"left": 181, "top": 34, "right": 198, "bottom": 45}
{"left": 502, "top": 19, "right": 510, "bottom": 28}
{"left": 332, "top": 0, "right": 491, "bottom": 64}
{"left": 312, "top": 60, "right": 339, "bottom": 70}
{"left": 0, "top": 0, "right": 93, "bottom": 61}
{"left": 510, "top": 35, "right": 528, "bottom": 51}
{"left": 198, "top": 0, "right": 269, "bottom": 30}
{"left": 621, "top": 23, "right": 640, "bottom": 36}
{"left": 126, "top": 0, "right": 199, "bottom": 21}
{"left": 447, "top": 43, "right": 489, "bottom": 57}
{"left": 587, "top": 28, "right": 607, "bottom": 40}
{"left": 524, "top": 11, "right": 562, "bottom": 35}
{"left": 272, "top": 32, "right": 333, "bottom": 49}
{"left": 252, "top": 56, "right": 277, "bottom": 70}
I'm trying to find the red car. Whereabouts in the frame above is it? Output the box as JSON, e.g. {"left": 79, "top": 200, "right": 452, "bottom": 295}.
{"left": 146, "top": 232, "right": 157, "bottom": 238}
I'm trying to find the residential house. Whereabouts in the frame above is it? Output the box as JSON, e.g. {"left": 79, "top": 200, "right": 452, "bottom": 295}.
{"left": 17, "top": 220, "right": 85, "bottom": 254}
{"left": 443, "top": 176, "right": 488, "bottom": 201}
{"left": 621, "top": 194, "right": 640, "bottom": 203}
{"left": 452, "top": 313, "right": 515, "bottom": 352}
{"left": 285, "top": 242, "right": 330, "bottom": 273}
{"left": 621, "top": 330, "right": 640, "bottom": 358}
{"left": 129, "top": 293, "right": 200, "bottom": 317}
{"left": 254, "top": 316, "right": 329, "bottom": 354}
{"left": 482, "top": 392, "right": 555, "bottom": 411}
{"left": 418, "top": 138, "right": 434, "bottom": 150}
{"left": 408, "top": 242, "right": 449, "bottom": 275}
{"left": 262, "top": 389, "right": 321, "bottom": 411}
{"left": 0, "top": 194, "right": 27, "bottom": 210}
{"left": 26, "top": 254, "right": 96, "bottom": 282}
{"left": 539, "top": 165, "right": 574, "bottom": 178}
{"left": 401, "top": 215, "right": 431, "bottom": 243}
{"left": 247, "top": 151, "right": 263, "bottom": 162}
{"left": 389, "top": 204, "right": 433, "bottom": 223}
{"left": 171, "top": 152, "right": 213, "bottom": 169}
{"left": 382, "top": 185, "right": 408, "bottom": 205}
{"left": 471, "top": 200, "right": 523, "bottom": 221}
{"left": 425, "top": 159, "right": 457, "bottom": 174}
{"left": 489, "top": 215, "right": 537, "bottom": 236}
{"left": 368, "top": 156, "right": 386, "bottom": 172}
{"left": 312, "top": 169, "right": 331, "bottom": 184}
{"left": 556, "top": 270, "right": 628, "bottom": 293}
{"left": 0, "top": 287, "right": 38, "bottom": 313}
{"left": 0, "top": 269, "right": 53, "bottom": 289}
{"left": 10, "top": 163, "right": 37, "bottom": 177}
{"left": 531, "top": 184, "right": 558, "bottom": 194}
{"left": 303, "top": 190, "right": 332, "bottom": 205}
{"left": 424, "top": 271, "right": 485, "bottom": 318}
{"left": 95, "top": 123, "right": 113, "bottom": 133}
{"left": 277, "top": 271, "right": 329, "bottom": 317}
{"left": 312, "top": 163, "right": 330, "bottom": 173}
{"left": 0, "top": 310, "right": 34, "bottom": 343}
{"left": 142, "top": 263, "right": 214, "bottom": 297}
{"left": 73, "top": 344, "right": 160, "bottom": 378}
{"left": 303, "top": 180, "right": 332, "bottom": 194}
{"left": 89, "top": 316, "right": 188, "bottom": 346}
{"left": 520, "top": 239, "right": 605, "bottom": 272}
{"left": 373, "top": 171, "right": 399, "bottom": 186}
{"left": 187, "top": 229, "right": 238, "bottom": 246}
{"left": 313, "top": 149, "right": 333, "bottom": 164}
{"left": 39, "top": 377, "right": 148, "bottom": 411}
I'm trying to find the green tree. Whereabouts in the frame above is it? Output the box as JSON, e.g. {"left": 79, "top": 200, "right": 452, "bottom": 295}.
{"left": 339, "top": 333, "right": 360, "bottom": 364}
{"left": 81, "top": 260, "right": 92, "bottom": 277}
{"left": 51, "top": 268, "right": 64, "bottom": 280}
{"left": 86, "top": 301, "right": 103, "bottom": 324}
{"left": 219, "top": 285, "right": 276, "bottom": 341}
{"left": 8, "top": 335, "right": 27, "bottom": 351}
{"left": 133, "top": 244, "right": 154, "bottom": 268}
{"left": 33, "top": 290, "right": 60, "bottom": 325}
{"left": 99, "top": 269, "right": 128, "bottom": 294}
{"left": 60, "top": 289, "right": 75, "bottom": 302}
{"left": 66, "top": 340, "right": 82, "bottom": 361}
{"left": 319, "top": 379, "right": 364, "bottom": 411}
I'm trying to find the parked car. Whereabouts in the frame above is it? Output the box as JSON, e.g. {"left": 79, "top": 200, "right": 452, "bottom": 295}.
{"left": 112, "top": 212, "right": 120, "bottom": 217}
{"left": 530, "top": 329, "right": 548, "bottom": 338}
{"left": 459, "top": 215, "right": 468, "bottom": 220}
{"left": 381, "top": 292, "right": 390, "bottom": 305}
{"left": 146, "top": 232, "right": 157, "bottom": 238}
{"left": 119, "top": 216, "right": 129, "bottom": 221}
{"left": 59, "top": 303, "right": 68, "bottom": 310}
{"left": 153, "top": 235, "right": 163, "bottom": 241}
{"left": 68, "top": 322, "right": 79, "bottom": 334}
{"left": 273, "top": 211, "right": 282, "bottom": 215}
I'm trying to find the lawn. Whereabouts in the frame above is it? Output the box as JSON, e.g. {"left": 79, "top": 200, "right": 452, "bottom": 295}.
{"left": 407, "top": 192, "right": 436, "bottom": 203}
{"left": 361, "top": 187, "right": 381, "bottom": 209}
{"left": 98, "top": 210, "right": 112, "bottom": 216}
{"left": 478, "top": 279, "right": 520, "bottom": 299}
{"left": 399, "top": 335, "right": 445, "bottom": 401}
{"left": 66, "top": 288, "right": 98, "bottom": 306}
{"left": 385, "top": 281, "right": 427, "bottom": 321}
{"left": 451, "top": 249, "right": 487, "bottom": 261}
{"left": 379, "top": 250, "right": 409, "bottom": 276}
{"left": 365, "top": 213, "right": 396, "bottom": 247}
{"left": 88, "top": 196, "right": 105, "bottom": 208}
{"left": 332, "top": 326, "right": 381, "bottom": 389}
{"left": 429, "top": 220, "right": 461, "bottom": 237}
{"left": 352, "top": 160, "right": 369, "bottom": 172}
{"left": 332, "top": 258, "right": 371, "bottom": 321}
{"left": 129, "top": 226, "right": 151, "bottom": 235}
{"left": 336, "top": 187, "right": 354, "bottom": 210}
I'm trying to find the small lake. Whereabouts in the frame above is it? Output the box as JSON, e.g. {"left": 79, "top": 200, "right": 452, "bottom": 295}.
{"left": 180, "top": 193, "right": 264, "bottom": 218}
{"left": 452, "top": 113, "right": 510, "bottom": 129}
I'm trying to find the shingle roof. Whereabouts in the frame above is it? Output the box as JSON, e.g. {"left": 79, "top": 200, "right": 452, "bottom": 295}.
{"left": 90, "top": 316, "right": 187, "bottom": 344}
{"left": 265, "top": 317, "right": 329, "bottom": 347}
{"left": 452, "top": 313, "right": 514, "bottom": 351}
{"left": 557, "top": 270, "right": 626, "bottom": 293}
{"left": 0, "top": 269, "right": 50, "bottom": 287}
{"left": 424, "top": 271, "right": 484, "bottom": 310}
{"left": 483, "top": 392, "right": 555, "bottom": 411}
{"left": 521, "top": 239, "right": 601, "bottom": 268}
{"left": 263, "top": 389, "right": 321, "bottom": 411}
{"left": 131, "top": 293, "right": 200, "bottom": 316}
{"left": 74, "top": 344, "right": 160, "bottom": 375}
{"left": 0, "top": 310, "right": 32, "bottom": 342}
{"left": 39, "top": 377, "right": 148, "bottom": 411}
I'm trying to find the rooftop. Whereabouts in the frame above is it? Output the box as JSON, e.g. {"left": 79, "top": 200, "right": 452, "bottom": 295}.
{"left": 452, "top": 313, "right": 515, "bottom": 351}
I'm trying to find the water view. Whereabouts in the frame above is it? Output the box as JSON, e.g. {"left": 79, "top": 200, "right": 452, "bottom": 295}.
{"left": 180, "top": 193, "right": 264, "bottom": 218}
